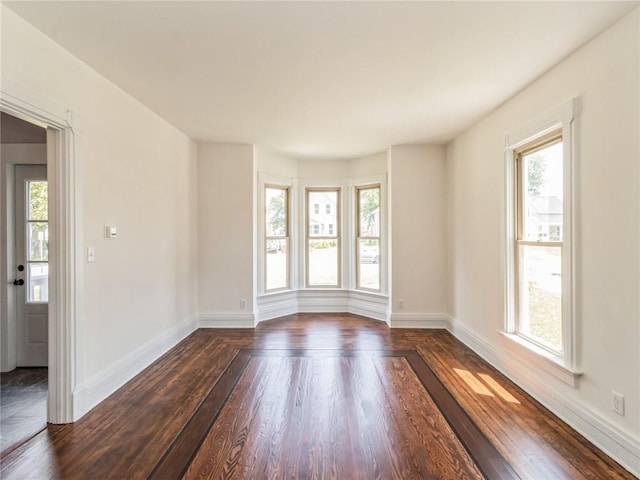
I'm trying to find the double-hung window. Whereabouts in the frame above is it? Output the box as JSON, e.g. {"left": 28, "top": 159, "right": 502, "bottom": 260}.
{"left": 265, "top": 186, "right": 289, "bottom": 291}
{"left": 505, "top": 98, "right": 578, "bottom": 382}
{"left": 356, "top": 184, "right": 380, "bottom": 291}
{"left": 306, "top": 188, "right": 340, "bottom": 287}
{"left": 515, "top": 133, "right": 564, "bottom": 353}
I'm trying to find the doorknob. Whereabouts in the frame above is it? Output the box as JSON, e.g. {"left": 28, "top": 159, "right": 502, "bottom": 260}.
{"left": 13, "top": 279, "right": 24, "bottom": 286}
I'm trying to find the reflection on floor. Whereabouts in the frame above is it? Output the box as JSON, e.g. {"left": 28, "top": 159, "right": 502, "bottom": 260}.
{"left": 0, "top": 368, "right": 47, "bottom": 454}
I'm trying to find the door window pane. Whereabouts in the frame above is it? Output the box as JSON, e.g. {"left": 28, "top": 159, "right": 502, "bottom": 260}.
{"left": 522, "top": 141, "right": 563, "bottom": 242}
{"left": 25, "top": 179, "right": 49, "bottom": 303}
{"left": 518, "top": 245, "right": 562, "bottom": 352}
{"left": 28, "top": 181, "right": 47, "bottom": 221}
{"left": 28, "top": 263, "right": 49, "bottom": 302}
{"left": 358, "top": 239, "right": 380, "bottom": 290}
{"left": 28, "top": 222, "right": 49, "bottom": 261}
{"left": 308, "top": 239, "right": 338, "bottom": 286}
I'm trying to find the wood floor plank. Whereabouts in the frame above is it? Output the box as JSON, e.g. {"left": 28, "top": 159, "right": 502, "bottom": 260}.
{"left": 412, "top": 330, "right": 637, "bottom": 480}
{"left": 0, "top": 313, "right": 635, "bottom": 479}
{"left": 148, "top": 350, "right": 252, "bottom": 480}
{"left": 183, "top": 353, "right": 485, "bottom": 480}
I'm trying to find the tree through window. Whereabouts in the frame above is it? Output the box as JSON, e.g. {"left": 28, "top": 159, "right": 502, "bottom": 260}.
{"left": 356, "top": 185, "right": 380, "bottom": 291}
{"left": 265, "top": 186, "right": 289, "bottom": 291}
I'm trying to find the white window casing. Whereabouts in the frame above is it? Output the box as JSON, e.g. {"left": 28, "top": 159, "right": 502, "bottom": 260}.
{"left": 503, "top": 98, "right": 581, "bottom": 386}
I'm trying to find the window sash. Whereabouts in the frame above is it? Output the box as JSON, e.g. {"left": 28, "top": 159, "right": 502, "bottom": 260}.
{"left": 356, "top": 184, "right": 381, "bottom": 291}
{"left": 265, "top": 185, "right": 290, "bottom": 292}
{"left": 515, "top": 133, "right": 562, "bottom": 242}
{"left": 265, "top": 186, "right": 289, "bottom": 238}
{"left": 515, "top": 243, "right": 563, "bottom": 354}
{"left": 265, "top": 237, "right": 289, "bottom": 291}
{"left": 514, "top": 133, "right": 564, "bottom": 355}
{"left": 306, "top": 188, "right": 340, "bottom": 287}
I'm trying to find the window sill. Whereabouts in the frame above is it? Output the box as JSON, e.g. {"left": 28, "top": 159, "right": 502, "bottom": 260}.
{"left": 258, "top": 289, "right": 388, "bottom": 299}
{"left": 501, "top": 332, "right": 582, "bottom": 388}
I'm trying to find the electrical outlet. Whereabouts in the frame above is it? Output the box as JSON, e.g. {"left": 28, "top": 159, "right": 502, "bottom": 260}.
{"left": 240, "top": 299, "right": 246, "bottom": 309}
{"left": 612, "top": 391, "right": 625, "bottom": 416}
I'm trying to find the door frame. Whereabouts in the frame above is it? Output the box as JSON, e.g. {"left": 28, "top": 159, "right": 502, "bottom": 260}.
{"left": 1, "top": 82, "right": 80, "bottom": 424}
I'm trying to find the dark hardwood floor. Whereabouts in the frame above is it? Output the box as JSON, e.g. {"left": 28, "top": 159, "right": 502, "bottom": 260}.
{"left": 0, "top": 314, "right": 635, "bottom": 479}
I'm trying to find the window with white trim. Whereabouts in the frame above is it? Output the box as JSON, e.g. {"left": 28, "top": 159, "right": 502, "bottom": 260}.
{"left": 356, "top": 184, "right": 380, "bottom": 291}
{"left": 265, "top": 186, "right": 289, "bottom": 291}
{"left": 505, "top": 99, "right": 578, "bottom": 380}
{"left": 306, "top": 188, "right": 340, "bottom": 287}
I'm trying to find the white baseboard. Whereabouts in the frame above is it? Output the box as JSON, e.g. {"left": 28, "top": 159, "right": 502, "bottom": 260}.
{"left": 199, "top": 312, "right": 256, "bottom": 328}
{"left": 297, "top": 289, "right": 349, "bottom": 313}
{"left": 255, "top": 289, "right": 390, "bottom": 324}
{"left": 256, "top": 291, "right": 299, "bottom": 323}
{"left": 348, "top": 291, "right": 388, "bottom": 322}
{"left": 73, "top": 316, "right": 198, "bottom": 421}
{"left": 389, "top": 313, "right": 452, "bottom": 329}
{"left": 450, "top": 320, "right": 640, "bottom": 477}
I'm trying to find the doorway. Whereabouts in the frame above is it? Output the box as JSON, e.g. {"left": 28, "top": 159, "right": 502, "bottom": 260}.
{"left": 0, "top": 113, "right": 49, "bottom": 452}
{"left": 1, "top": 87, "right": 77, "bottom": 428}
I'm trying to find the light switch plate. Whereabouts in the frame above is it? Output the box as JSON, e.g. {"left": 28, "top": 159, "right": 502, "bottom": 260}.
{"left": 105, "top": 225, "right": 118, "bottom": 239}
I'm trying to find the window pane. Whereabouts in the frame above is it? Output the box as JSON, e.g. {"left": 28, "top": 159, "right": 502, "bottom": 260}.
{"left": 266, "top": 239, "right": 288, "bottom": 290}
{"left": 28, "top": 181, "right": 47, "bottom": 221}
{"left": 358, "top": 239, "right": 380, "bottom": 290}
{"left": 518, "top": 245, "right": 562, "bottom": 352}
{"left": 522, "top": 141, "right": 563, "bottom": 241}
{"left": 28, "top": 222, "right": 49, "bottom": 261}
{"left": 266, "top": 187, "right": 287, "bottom": 237}
{"left": 308, "top": 239, "right": 338, "bottom": 286}
{"left": 359, "top": 188, "right": 380, "bottom": 237}
{"left": 28, "top": 263, "right": 48, "bottom": 302}
{"left": 308, "top": 191, "right": 337, "bottom": 238}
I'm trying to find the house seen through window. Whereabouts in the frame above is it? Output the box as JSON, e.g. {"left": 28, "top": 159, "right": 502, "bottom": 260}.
{"left": 306, "top": 189, "right": 340, "bottom": 287}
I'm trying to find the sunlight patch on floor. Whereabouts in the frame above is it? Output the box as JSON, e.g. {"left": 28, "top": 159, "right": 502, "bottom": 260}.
{"left": 453, "top": 368, "right": 494, "bottom": 397}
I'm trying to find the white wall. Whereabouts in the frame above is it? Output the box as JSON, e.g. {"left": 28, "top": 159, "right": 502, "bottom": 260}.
{"left": 298, "top": 158, "right": 350, "bottom": 180}
{"left": 349, "top": 151, "right": 387, "bottom": 178}
{"left": 388, "top": 145, "right": 448, "bottom": 326}
{"left": 446, "top": 9, "right": 639, "bottom": 472}
{"left": 256, "top": 149, "right": 298, "bottom": 178}
{"left": 2, "top": 6, "right": 199, "bottom": 417}
{"left": 198, "top": 143, "right": 256, "bottom": 322}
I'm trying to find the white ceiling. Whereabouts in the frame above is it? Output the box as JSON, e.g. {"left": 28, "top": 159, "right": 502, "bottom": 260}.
{"left": 5, "top": 1, "right": 638, "bottom": 159}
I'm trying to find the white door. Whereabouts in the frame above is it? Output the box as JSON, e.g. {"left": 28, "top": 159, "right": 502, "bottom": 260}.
{"left": 15, "top": 165, "right": 48, "bottom": 367}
